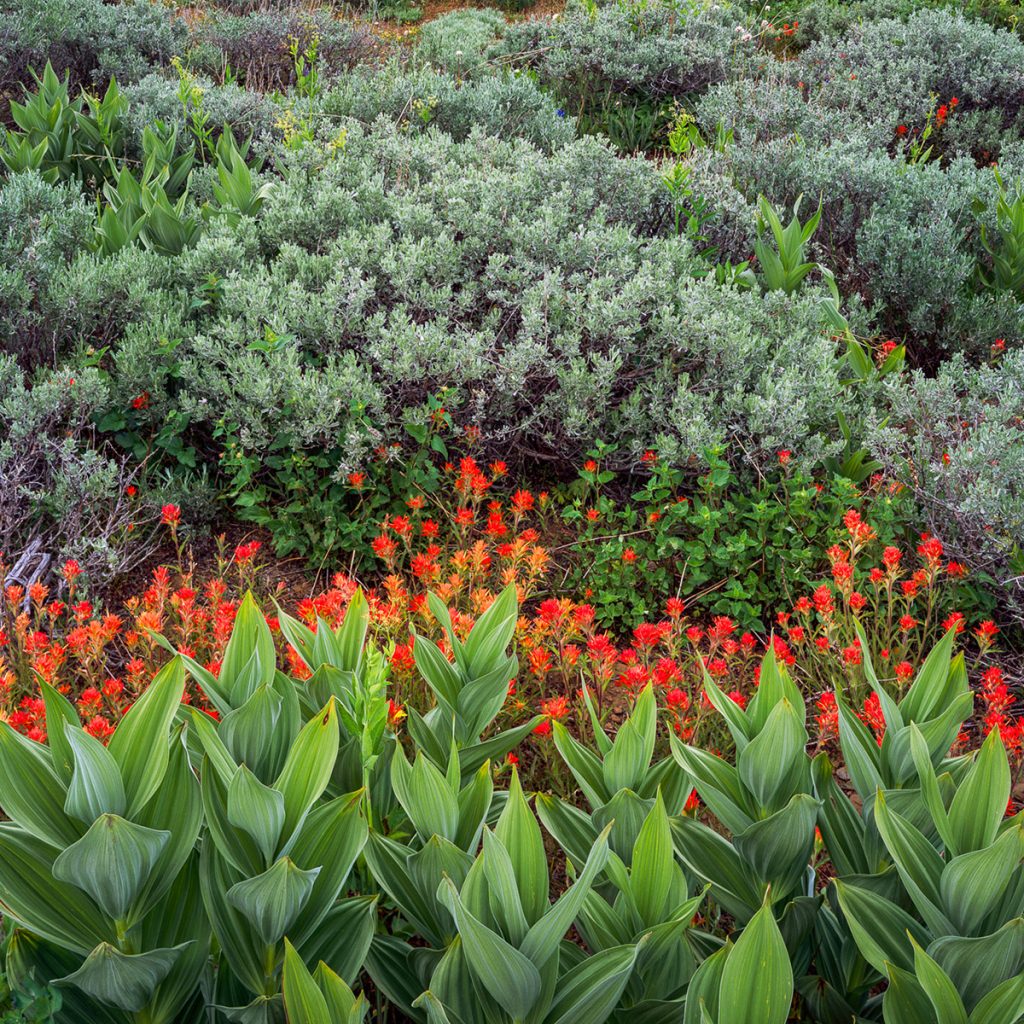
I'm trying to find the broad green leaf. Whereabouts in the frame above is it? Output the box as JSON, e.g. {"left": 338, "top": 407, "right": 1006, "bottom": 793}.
{"left": 931, "top": 919, "right": 1024, "bottom": 1014}
{"left": 228, "top": 765, "right": 285, "bottom": 865}
{"left": 737, "top": 698, "right": 807, "bottom": 813}
{"left": 220, "top": 592, "right": 277, "bottom": 704}
{"left": 462, "top": 584, "right": 518, "bottom": 678}
{"left": 275, "top": 699, "right": 339, "bottom": 842}
{"left": 53, "top": 814, "right": 169, "bottom": 922}
{"left": 874, "top": 792, "right": 952, "bottom": 935}
{"left": 56, "top": 942, "right": 190, "bottom": 1013}
{"left": 520, "top": 824, "right": 611, "bottom": 966}
{"left": 282, "top": 939, "right": 330, "bottom": 1023}
{"left": 940, "top": 823, "right": 1024, "bottom": 935}
{"left": 437, "top": 877, "right": 541, "bottom": 1020}
{"left": 947, "top": 729, "right": 1011, "bottom": 855}
{"left": 0, "top": 721, "right": 82, "bottom": 847}
{"left": 733, "top": 794, "right": 818, "bottom": 898}
{"left": 413, "top": 635, "right": 461, "bottom": 714}
{"left": 106, "top": 657, "right": 184, "bottom": 815}
{"left": 64, "top": 727, "right": 126, "bottom": 823}
{"left": 834, "top": 880, "right": 929, "bottom": 974}
{"left": 226, "top": 856, "right": 321, "bottom": 944}
{"left": 392, "top": 749, "right": 459, "bottom": 843}
{"left": 0, "top": 824, "right": 115, "bottom": 953}
{"left": 545, "top": 941, "right": 642, "bottom": 1024}
{"left": 495, "top": 769, "right": 548, "bottom": 925}
{"left": 39, "top": 680, "right": 81, "bottom": 784}
{"left": 911, "top": 937, "right": 968, "bottom": 1024}
{"left": 552, "top": 721, "right": 610, "bottom": 808}
{"left": 481, "top": 827, "right": 529, "bottom": 946}
{"left": 718, "top": 900, "right": 793, "bottom": 1024}
{"left": 603, "top": 720, "right": 650, "bottom": 795}
{"left": 969, "top": 972, "right": 1024, "bottom": 1024}
{"left": 630, "top": 792, "right": 674, "bottom": 926}
{"left": 901, "top": 627, "right": 957, "bottom": 723}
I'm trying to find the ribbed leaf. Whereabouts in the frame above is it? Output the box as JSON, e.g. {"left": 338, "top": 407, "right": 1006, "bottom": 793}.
{"left": 106, "top": 656, "right": 184, "bottom": 815}
{"left": 733, "top": 794, "right": 817, "bottom": 898}
{"left": 283, "top": 791, "right": 368, "bottom": 948}
{"left": 544, "top": 941, "right": 642, "bottom": 1024}
{"left": 553, "top": 721, "right": 610, "bottom": 807}
{"left": 226, "top": 856, "right": 321, "bottom": 944}
{"left": 669, "top": 735, "right": 752, "bottom": 835}
{"left": 873, "top": 792, "right": 953, "bottom": 935}
{"left": 228, "top": 765, "right": 285, "bottom": 865}
{"left": 39, "top": 680, "right": 81, "bottom": 784}
{"left": 462, "top": 583, "right": 518, "bottom": 678}
{"left": 940, "top": 822, "right": 1024, "bottom": 935}
{"left": 219, "top": 684, "right": 285, "bottom": 784}
{"left": 671, "top": 817, "right": 763, "bottom": 923}
{"left": 63, "top": 727, "right": 126, "bottom": 824}
{"left": 947, "top": 729, "right": 1011, "bottom": 855}
{"left": 53, "top": 814, "right": 169, "bottom": 922}
{"left": 393, "top": 749, "right": 459, "bottom": 843}
{"left": 413, "top": 635, "right": 461, "bottom": 714}
{"left": 0, "top": 721, "right": 82, "bottom": 847}
{"left": 520, "top": 824, "right": 611, "bottom": 966}
{"left": 630, "top": 792, "right": 674, "bottom": 926}
{"left": 0, "top": 824, "right": 115, "bottom": 954}
{"left": 57, "top": 942, "right": 189, "bottom": 1013}
{"left": 737, "top": 699, "right": 807, "bottom": 813}
{"left": 717, "top": 901, "right": 793, "bottom": 1024}
{"left": 495, "top": 769, "right": 548, "bottom": 925}
{"left": 275, "top": 700, "right": 339, "bottom": 843}
{"left": 220, "top": 592, "right": 277, "bottom": 704}
{"left": 437, "top": 877, "right": 541, "bottom": 1020}
{"left": 282, "top": 939, "right": 330, "bottom": 1023}
{"left": 969, "top": 972, "right": 1024, "bottom": 1024}
{"left": 931, "top": 919, "right": 1024, "bottom": 1014}
{"left": 911, "top": 938, "right": 968, "bottom": 1024}
{"left": 481, "top": 827, "right": 529, "bottom": 946}
{"left": 834, "top": 880, "right": 929, "bottom": 974}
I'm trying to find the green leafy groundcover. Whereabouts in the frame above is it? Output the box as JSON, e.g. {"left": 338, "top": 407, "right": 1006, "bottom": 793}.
{"left": 0, "top": 586, "right": 1021, "bottom": 1023}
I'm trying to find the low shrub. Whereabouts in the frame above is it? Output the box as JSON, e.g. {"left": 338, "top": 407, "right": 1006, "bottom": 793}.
{"left": 414, "top": 8, "right": 507, "bottom": 77}
{"left": 0, "top": 0, "right": 183, "bottom": 99}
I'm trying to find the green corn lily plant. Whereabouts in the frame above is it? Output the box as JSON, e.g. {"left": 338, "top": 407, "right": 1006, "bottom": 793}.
{"left": 191, "top": 697, "right": 372, "bottom": 1019}
{"left": 406, "top": 584, "right": 541, "bottom": 780}
{"left": 363, "top": 742, "right": 493, "bottom": 944}
{"left": 571, "top": 792, "right": 710, "bottom": 1021}
{"left": 152, "top": 593, "right": 376, "bottom": 1018}
{"left": 408, "top": 770, "right": 646, "bottom": 1024}
{"left": 538, "top": 683, "right": 691, "bottom": 866}
{"left": 682, "top": 896, "right": 794, "bottom": 1024}
{"left": 753, "top": 194, "right": 824, "bottom": 294}
{"left": 833, "top": 724, "right": 1024, "bottom": 1023}
{"left": 669, "top": 648, "right": 817, "bottom": 922}
{"left": 274, "top": 589, "right": 397, "bottom": 823}
{"left": 813, "top": 624, "right": 973, "bottom": 881}
{"left": 281, "top": 940, "right": 367, "bottom": 1023}
{"left": 207, "top": 129, "right": 275, "bottom": 226}
{"left": 0, "top": 659, "right": 209, "bottom": 1023}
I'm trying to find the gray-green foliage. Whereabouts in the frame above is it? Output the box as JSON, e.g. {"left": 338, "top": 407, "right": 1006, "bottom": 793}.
{"left": 0, "top": 0, "right": 183, "bottom": 93}
{"left": 0, "top": 359, "right": 152, "bottom": 579}
{"left": 869, "top": 350, "right": 1024, "bottom": 608}
{"left": 142, "top": 122, "right": 853, "bottom": 472}
{"left": 315, "top": 61, "right": 575, "bottom": 152}
{"left": 0, "top": 173, "right": 93, "bottom": 366}
{"left": 414, "top": 9, "right": 507, "bottom": 78}
{"left": 494, "top": 0, "right": 749, "bottom": 104}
